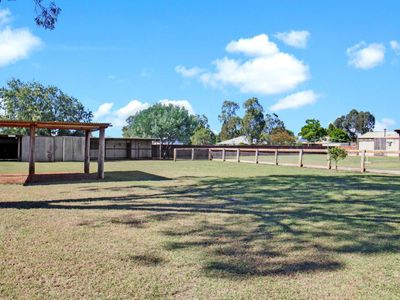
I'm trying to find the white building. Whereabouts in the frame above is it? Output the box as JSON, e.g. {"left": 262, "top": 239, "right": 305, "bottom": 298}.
{"left": 358, "top": 130, "right": 400, "bottom": 156}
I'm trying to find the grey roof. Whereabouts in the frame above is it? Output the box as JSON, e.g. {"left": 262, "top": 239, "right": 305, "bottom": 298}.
{"left": 358, "top": 131, "right": 399, "bottom": 139}
{"left": 217, "top": 135, "right": 250, "bottom": 145}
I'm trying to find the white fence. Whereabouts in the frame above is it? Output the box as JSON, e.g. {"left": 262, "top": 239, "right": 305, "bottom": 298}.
{"left": 174, "top": 147, "right": 400, "bottom": 175}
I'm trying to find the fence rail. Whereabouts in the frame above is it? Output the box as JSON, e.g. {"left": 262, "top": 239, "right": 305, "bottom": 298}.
{"left": 173, "top": 147, "right": 400, "bottom": 175}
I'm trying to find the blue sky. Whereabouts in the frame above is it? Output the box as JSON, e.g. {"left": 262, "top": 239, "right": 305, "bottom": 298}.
{"left": 1, "top": 1, "right": 400, "bottom": 137}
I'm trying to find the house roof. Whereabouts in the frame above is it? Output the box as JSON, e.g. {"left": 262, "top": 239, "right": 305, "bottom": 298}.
{"left": 358, "top": 131, "right": 399, "bottom": 139}
{"left": 217, "top": 135, "right": 250, "bottom": 145}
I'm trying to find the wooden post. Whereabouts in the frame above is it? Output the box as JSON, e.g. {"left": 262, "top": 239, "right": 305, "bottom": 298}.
{"left": 222, "top": 149, "right": 226, "bottom": 162}
{"left": 360, "top": 149, "right": 366, "bottom": 173}
{"left": 17, "top": 136, "right": 21, "bottom": 161}
{"left": 274, "top": 149, "right": 278, "bottom": 165}
{"left": 84, "top": 130, "right": 91, "bottom": 174}
{"left": 97, "top": 127, "right": 105, "bottom": 179}
{"left": 191, "top": 148, "right": 195, "bottom": 161}
{"left": 327, "top": 153, "right": 332, "bottom": 170}
{"left": 298, "top": 149, "right": 303, "bottom": 167}
{"left": 28, "top": 125, "right": 36, "bottom": 176}
{"left": 236, "top": 149, "right": 240, "bottom": 163}
{"left": 255, "top": 149, "right": 259, "bottom": 164}
{"left": 208, "top": 149, "right": 212, "bottom": 160}
{"left": 173, "top": 148, "right": 177, "bottom": 162}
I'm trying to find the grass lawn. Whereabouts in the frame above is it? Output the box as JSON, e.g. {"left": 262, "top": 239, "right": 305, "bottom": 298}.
{"left": 0, "top": 160, "right": 399, "bottom": 299}
{"left": 236, "top": 152, "right": 400, "bottom": 171}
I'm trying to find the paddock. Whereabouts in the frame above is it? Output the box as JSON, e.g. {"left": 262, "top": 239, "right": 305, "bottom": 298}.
{"left": 0, "top": 160, "right": 399, "bottom": 299}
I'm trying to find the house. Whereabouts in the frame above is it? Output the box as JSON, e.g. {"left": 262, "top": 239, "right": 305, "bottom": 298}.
{"left": 358, "top": 130, "right": 400, "bottom": 156}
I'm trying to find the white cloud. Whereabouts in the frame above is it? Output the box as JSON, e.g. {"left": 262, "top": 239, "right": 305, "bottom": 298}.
{"left": 374, "top": 118, "right": 396, "bottom": 131}
{"left": 159, "top": 99, "right": 194, "bottom": 114}
{"left": 94, "top": 99, "right": 194, "bottom": 127}
{"left": 94, "top": 100, "right": 150, "bottom": 127}
{"left": 226, "top": 34, "right": 278, "bottom": 56}
{"left": 270, "top": 90, "right": 318, "bottom": 111}
{"left": 182, "top": 34, "right": 310, "bottom": 95}
{"left": 275, "top": 30, "right": 310, "bottom": 48}
{"left": 347, "top": 42, "right": 385, "bottom": 69}
{"left": 390, "top": 40, "right": 400, "bottom": 56}
{"left": 0, "top": 9, "right": 11, "bottom": 26}
{"left": 0, "top": 9, "right": 42, "bottom": 68}
{"left": 93, "top": 103, "right": 114, "bottom": 119}
{"left": 115, "top": 100, "right": 151, "bottom": 126}
{"left": 175, "top": 65, "right": 204, "bottom": 77}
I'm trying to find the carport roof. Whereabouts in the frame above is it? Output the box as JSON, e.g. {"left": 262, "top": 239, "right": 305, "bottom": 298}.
{"left": 0, "top": 120, "right": 111, "bottom": 131}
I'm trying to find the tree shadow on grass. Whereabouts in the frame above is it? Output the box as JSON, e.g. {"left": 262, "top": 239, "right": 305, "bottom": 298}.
{"left": 23, "top": 170, "right": 171, "bottom": 185}
{"left": 1, "top": 173, "right": 400, "bottom": 278}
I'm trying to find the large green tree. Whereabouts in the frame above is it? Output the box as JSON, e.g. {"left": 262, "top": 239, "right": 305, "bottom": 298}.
{"left": 242, "top": 97, "right": 265, "bottom": 144}
{"left": 191, "top": 127, "right": 216, "bottom": 145}
{"left": 0, "top": 79, "right": 93, "bottom": 136}
{"left": 218, "top": 100, "right": 242, "bottom": 141}
{"left": 122, "top": 104, "right": 198, "bottom": 157}
{"left": 267, "top": 128, "right": 297, "bottom": 146}
{"left": 190, "top": 115, "right": 216, "bottom": 145}
{"left": 264, "top": 113, "right": 286, "bottom": 134}
{"left": 327, "top": 124, "right": 350, "bottom": 142}
{"left": 299, "top": 119, "right": 327, "bottom": 143}
{"left": 334, "top": 109, "right": 375, "bottom": 141}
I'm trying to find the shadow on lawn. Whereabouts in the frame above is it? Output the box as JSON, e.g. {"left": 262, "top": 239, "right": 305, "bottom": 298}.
{"left": 23, "top": 170, "right": 171, "bottom": 185}
{"left": 1, "top": 173, "right": 400, "bottom": 278}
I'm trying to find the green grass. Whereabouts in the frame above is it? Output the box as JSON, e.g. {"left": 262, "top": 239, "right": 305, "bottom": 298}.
{"left": 0, "top": 161, "right": 399, "bottom": 299}
{"left": 236, "top": 153, "right": 400, "bottom": 171}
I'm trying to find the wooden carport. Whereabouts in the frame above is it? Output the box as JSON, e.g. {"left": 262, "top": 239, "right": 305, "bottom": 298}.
{"left": 0, "top": 120, "right": 110, "bottom": 179}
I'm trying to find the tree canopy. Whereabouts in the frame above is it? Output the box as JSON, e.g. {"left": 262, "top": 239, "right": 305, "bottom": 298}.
{"left": 264, "top": 113, "right": 286, "bottom": 134}
{"left": 327, "top": 124, "right": 350, "bottom": 142}
{"left": 0, "top": 79, "right": 93, "bottom": 136}
{"left": 191, "top": 127, "right": 216, "bottom": 145}
{"left": 218, "top": 100, "right": 242, "bottom": 141}
{"left": 191, "top": 114, "right": 216, "bottom": 145}
{"left": 242, "top": 97, "right": 265, "bottom": 144}
{"left": 334, "top": 109, "right": 375, "bottom": 141}
{"left": 122, "top": 104, "right": 198, "bottom": 156}
{"left": 267, "top": 128, "right": 297, "bottom": 146}
{"left": 299, "top": 119, "right": 327, "bottom": 143}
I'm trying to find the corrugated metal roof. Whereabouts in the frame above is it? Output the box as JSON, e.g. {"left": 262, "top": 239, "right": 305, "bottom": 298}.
{"left": 0, "top": 120, "right": 110, "bottom": 131}
{"left": 217, "top": 136, "right": 250, "bottom": 145}
{"left": 358, "top": 131, "right": 399, "bottom": 139}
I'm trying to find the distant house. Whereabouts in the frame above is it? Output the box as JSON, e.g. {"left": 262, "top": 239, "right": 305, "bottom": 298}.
{"left": 217, "top": 136, "right": 250, "bottom": 146}
{"left": 358, "top": 130, "right": 400, "bottom": 156}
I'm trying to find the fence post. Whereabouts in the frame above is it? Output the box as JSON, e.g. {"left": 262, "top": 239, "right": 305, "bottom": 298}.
{"left": 222, "top": 149, "right": 226, "bottom": 162}
{"left": 360, "top": 149, "right": 366, "bottom": 173}
{"left": 208, "top": 149, "right": 212, "bottom": 161}
{"left": 327, "top": 153, "right": 332, "bottom": 170}
{"left": 174, "top": 148, "right": 177, "bottom": 162}
{"left": 236, "top": 149, "right": 240, "bottom": 163}
{"left": 274, "top": 149, "right": 279, "bottom": 165}
{"left": 255, "top": 149, "right": 259, "bottom": 164}
{"left": 191, "top": 148, "right": 195, "bottom": 161}
{"left": 298, "top": 149, "right": 303, "bottom": 167}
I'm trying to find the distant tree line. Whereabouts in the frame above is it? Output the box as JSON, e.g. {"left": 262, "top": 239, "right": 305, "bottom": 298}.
{"left": 0, "top": 79, "right": 378, "bottom": 151}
